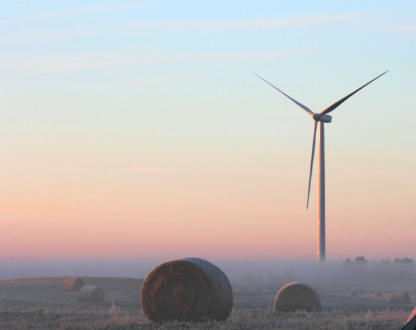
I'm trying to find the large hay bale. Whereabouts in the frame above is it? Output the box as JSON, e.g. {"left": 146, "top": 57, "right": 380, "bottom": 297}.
{"left": 390, "top": 292, "right": 410, "bottom": 304}
{"left": 78, "top": 286, "right": 105, "bottom": 303}
{"left": 274, "top": 282, "right": 321, "bottom": 312}
{"left": 63, "top": 277, "right": 84, "bottom": 292}
{"left": 141, "top": 257, "right": 233, "bottom": 323}
{"left": 407, "top": 307, "right": 416, "bottom": 323}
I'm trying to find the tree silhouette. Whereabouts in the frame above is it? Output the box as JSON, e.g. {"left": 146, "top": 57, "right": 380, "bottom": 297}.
{"left": 354, "top": 256, "right": 367, "bottom": 264}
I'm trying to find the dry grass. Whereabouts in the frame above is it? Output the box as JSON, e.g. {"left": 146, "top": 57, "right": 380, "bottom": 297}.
{"left": 0, "top": 276, "right": 413, "bottom": 329}
{"left": 0, "top": 306, "right": 409, "bottom": 329}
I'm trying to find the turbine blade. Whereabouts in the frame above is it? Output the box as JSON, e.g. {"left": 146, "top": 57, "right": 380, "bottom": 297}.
{"left": 307, "top": 120, "right": 318, "bottom": 210}
{"left": 320, "top": 71, "right": 388, "bottom": 115}
{"left": 253, "top": 72, "right": 314, "bottom": 116}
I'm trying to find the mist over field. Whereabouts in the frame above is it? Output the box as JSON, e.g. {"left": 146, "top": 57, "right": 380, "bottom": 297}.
{"left": 3, "top": 258, "right": 415, "bottom": 293}
{"left": 2, "top": 258, "right": 416, "bottom": 328}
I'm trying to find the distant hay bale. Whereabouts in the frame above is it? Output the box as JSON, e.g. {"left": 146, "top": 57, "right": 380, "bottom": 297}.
{"left": 141, "top": 257, "right": 233, "bottom": 323}
{"left": 407, "top": 307, "right": 416, "bottom": 323}
{"left": 350, "top": 292, "right": 357, "bottom": 297}
{"left": 63, "top": 277, "right": 84, "bottom": 292}
{"left": 374, "top": 292, "right": 382, "bottom": 297}
{"left": 358, "top": 290, "right": 365, "bottom": 294}
{"left": 274, "top": 282, "right": 321, "bottom": 312}
{"left": 78, "top": 286, "right": 105, "bottom": 303}
{"left": 390, "top": 292, "right": 410, "bottom": 304}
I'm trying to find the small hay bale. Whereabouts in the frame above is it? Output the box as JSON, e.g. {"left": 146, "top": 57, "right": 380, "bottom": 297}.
{"left": 350, "top": 292, "right": 357, "bottom": 297}
{"left": 274, "top": 282, "right": 321, "bottom": 312}
{"left": 63, "top": 277, "right": 84, "bottom": 292}
{"left": 141, "top": 257, "right": 233, "bottom": 323}
{"left": 78, "top": 286, "right": 105, "bottom": 303}
{"left": 390, "top": 292, "right": 410, "bottom": 304}
{"left": 374, "top": 291, "right": 382, "bottom": 297}
{"left": 407, "top": 307, "right": 416, "bottom": 323}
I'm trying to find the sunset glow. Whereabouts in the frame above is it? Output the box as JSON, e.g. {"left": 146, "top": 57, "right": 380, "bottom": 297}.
{"left": 1, "top": 1, "right": 416, "bottom": 262}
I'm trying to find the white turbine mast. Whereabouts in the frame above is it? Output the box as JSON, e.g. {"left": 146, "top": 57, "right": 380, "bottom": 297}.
{"left": 254, "top": 70, "right": 388, "bottom": 262}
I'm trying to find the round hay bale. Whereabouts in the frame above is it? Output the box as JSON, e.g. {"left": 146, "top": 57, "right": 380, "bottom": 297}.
{"left": 350, "top": 292, "right": 357, "bottom": 297}
{"left": 141, "top": 257, "right": 233, "bottom": 323}
{"left": 78, "top": 286, "right": 105, "bottom": 303}
{"left": 407, "top": 307, "right": 416, "bottom": 323}
{"left": 274, "top": 282, "right": 321, "bottom": 312}
{"left": 374, "top": 291, "right": 382, "bottom": 297}
{"left": 63, "top": 277, "right": 84, "bottom": 292}
{"left": 390, "top": 292, "right": 410, "bottom": 304}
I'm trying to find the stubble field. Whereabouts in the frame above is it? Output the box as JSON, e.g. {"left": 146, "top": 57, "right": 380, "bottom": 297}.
{"left": 0, "top": 276, "right": 414, "bottom": 329}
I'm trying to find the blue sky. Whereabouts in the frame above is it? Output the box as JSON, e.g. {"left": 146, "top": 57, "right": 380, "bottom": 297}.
{"left": 1, "top": 1, "right": 415, "bottom": 260}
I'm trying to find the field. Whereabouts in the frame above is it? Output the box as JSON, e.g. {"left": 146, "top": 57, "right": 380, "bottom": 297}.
{"left": 0, "top": 276, "right": 414, "bottom": 329}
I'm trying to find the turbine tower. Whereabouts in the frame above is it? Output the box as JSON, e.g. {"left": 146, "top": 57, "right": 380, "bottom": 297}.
{"left": 254, "top": 71, "right": 388, "bottom": 262}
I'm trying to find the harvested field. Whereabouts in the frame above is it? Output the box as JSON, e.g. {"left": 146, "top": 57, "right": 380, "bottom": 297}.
{"left": 0, "top": 277, "right": 414, "bottom": 329}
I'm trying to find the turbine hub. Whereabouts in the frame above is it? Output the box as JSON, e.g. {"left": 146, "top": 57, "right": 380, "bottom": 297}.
{"left": 313, "top": 114, "right": 332, "bottom": 123}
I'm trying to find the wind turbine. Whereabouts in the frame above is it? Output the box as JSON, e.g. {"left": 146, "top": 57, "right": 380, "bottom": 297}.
{"left": 254, "top": 71, "right": 388, "bottom": 262}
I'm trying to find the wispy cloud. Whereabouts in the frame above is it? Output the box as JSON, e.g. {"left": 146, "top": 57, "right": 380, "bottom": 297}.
{"left": 347, "top": 169, "right": 416, "bottom": 174}
{"left": 0, "top": 50, "right": 158, "bottom": 71}
{"left": 0, "top": 4, "right": 150, "bottom": 25}
{"left": 126, "top": 168, "right": 178, "bottom": 172}
{"left": 380, "top": 24, "right": 416, "bottom": 32}
{"left": 127, "top": 167, "right": 276, "bottom": 174}
{"left": 120, "top": 75, "right": 190, "bottom": 87}
{"left": 0, "top": 12, "right": 366, "bottom": 45}
{"left": 186, "top": 49, "right": 328, "bottom": 61}
{"left": 140, "top": 13, "right": 365, "bottom": 33}
{"left": 208, "top": 168, "right": 276, "bottom": 174}
{"left": 0, "top": 49, "right": 328, "bottom": 71}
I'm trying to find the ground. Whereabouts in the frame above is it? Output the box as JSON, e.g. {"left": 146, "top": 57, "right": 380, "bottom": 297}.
{"left": 0, "top": 277, "right": 414, "bottom": 329}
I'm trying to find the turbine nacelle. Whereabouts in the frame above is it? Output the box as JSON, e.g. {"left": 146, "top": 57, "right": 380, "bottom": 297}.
{"left": 313, "top": 114, "right": 332, "bottom": 123}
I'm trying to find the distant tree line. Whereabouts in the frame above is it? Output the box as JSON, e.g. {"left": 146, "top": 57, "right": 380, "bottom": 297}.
{"left": 344, "top": 256, "right": 367, "bottom": 264}
{"left": 343, "top": 256, "right": 414, "bottom": 265}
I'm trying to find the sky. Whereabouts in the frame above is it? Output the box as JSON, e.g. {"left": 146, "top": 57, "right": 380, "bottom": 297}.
{"left": 1, "top": 0, "right": 416, "bottom": 263}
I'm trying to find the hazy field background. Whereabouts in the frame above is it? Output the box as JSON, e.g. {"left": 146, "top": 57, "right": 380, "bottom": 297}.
{"left": 1, "top": 259, "right": 415, "bottom": 329}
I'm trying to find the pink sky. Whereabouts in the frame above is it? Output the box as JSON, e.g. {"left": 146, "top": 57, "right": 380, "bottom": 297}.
{"left": 1, "top": 2, "right": 416, "bottom": 262}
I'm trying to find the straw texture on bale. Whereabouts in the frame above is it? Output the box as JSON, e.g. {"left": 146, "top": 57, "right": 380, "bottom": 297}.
{"left": 390, "top": 292, "right": 410, "bottom": 304}
{"left": 374, "top": 292, "right": 382, "bottom": 297}
{"left": 274, "top": 282, "right": 321, "bottom": 312}
{"left": 63, "top": 277, "right": 84, "bottom": 292}
{"left": 78, "top": 286, "right": 105, "bottom": 303}
{"left": 407, "top": 308, "right": 416, "bottom": 323}
{"left": 141, "top": 257, "right": 233, "bottom": 323}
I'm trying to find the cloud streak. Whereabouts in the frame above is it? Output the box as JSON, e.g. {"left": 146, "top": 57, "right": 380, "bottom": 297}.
{"left": 126, "top": 168, "right": 179, "bottom": 172}
{"left": 0, "top": 12, "right": 366, "bottom": 45}
{"left": 1, "top": 4, "right": 150, "bottom": 25}
{"left": 380, "top": 24, "right": 416, "bottom": 32}
{"left": 139, "top": 13, "right": 365, "bottom": 33}
{"left": 0, "top": 49, "right": 328, "bottom": 71}
{"left": 208, "top": 168, "right": 276, "bottom": 174}
{"left": 347, "top": 169, "right": 416, "bottom": 174}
